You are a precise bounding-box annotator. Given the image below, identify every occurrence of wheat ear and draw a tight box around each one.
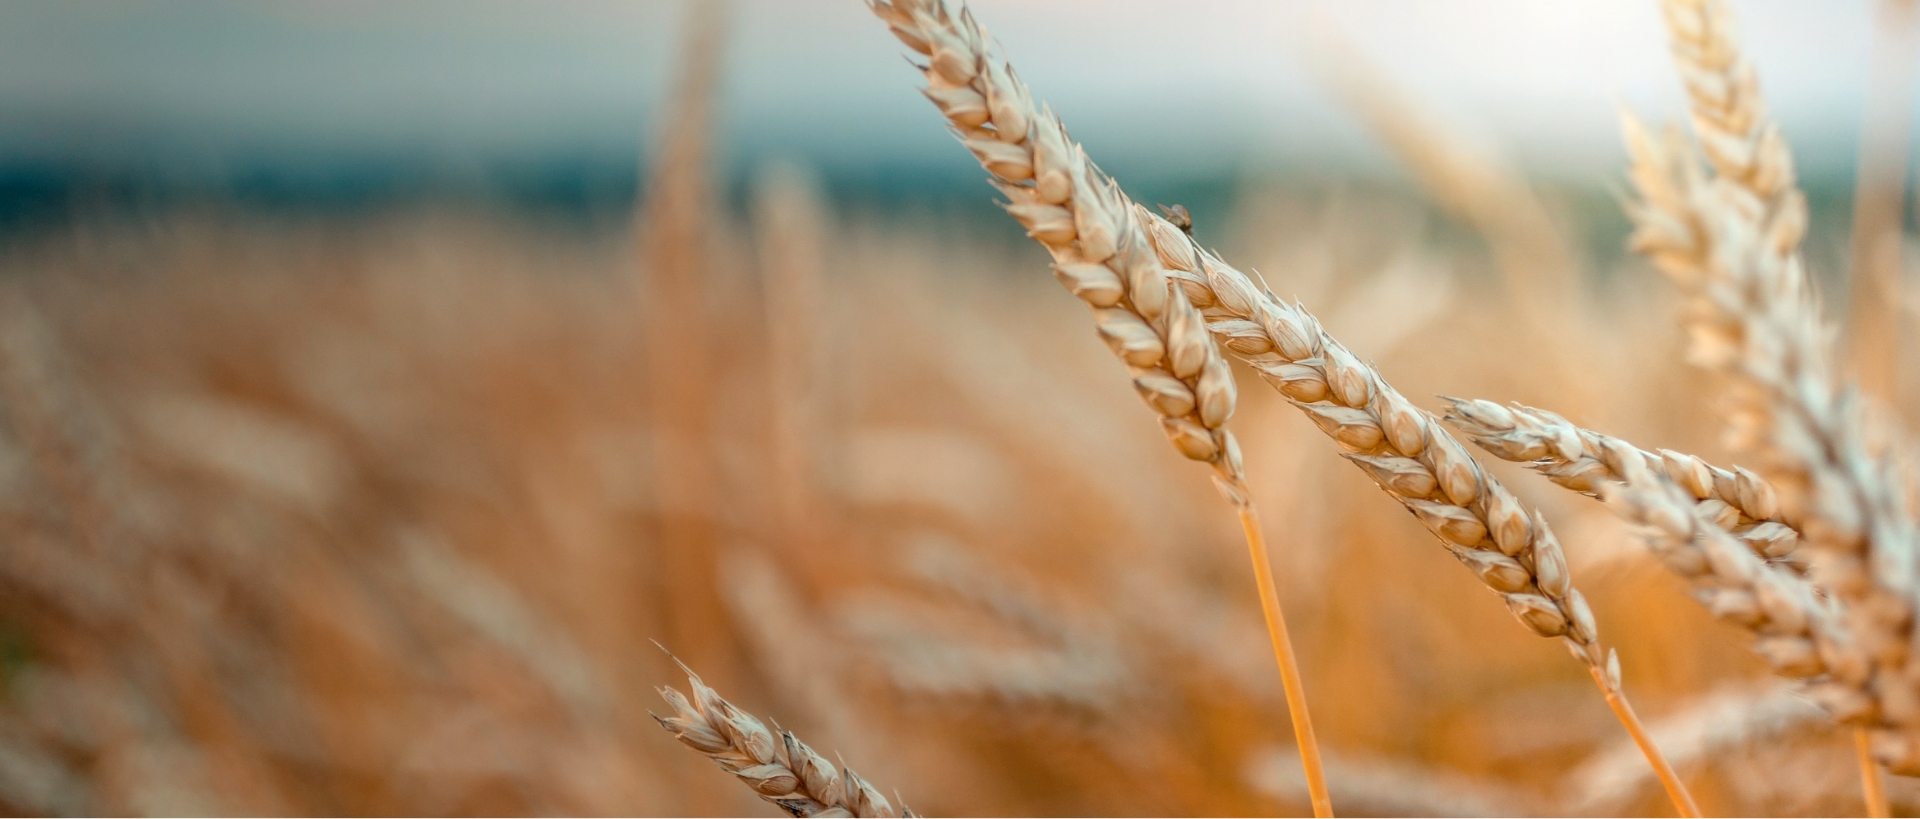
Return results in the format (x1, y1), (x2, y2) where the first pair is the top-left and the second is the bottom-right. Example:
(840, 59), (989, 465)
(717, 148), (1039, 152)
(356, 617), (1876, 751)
(1443, 398), (1903, 796)
(654, 661), (908, 817)
(1661, 0), (1792, 207)
(1607, 453), (1890, 815)
(861, 2), (1332, 812)
(865, 1), (1694, 812)
(1442, 398), (1801, 569)
(1600, 442), (1880, 718)
(1635, 0), (1920, 775)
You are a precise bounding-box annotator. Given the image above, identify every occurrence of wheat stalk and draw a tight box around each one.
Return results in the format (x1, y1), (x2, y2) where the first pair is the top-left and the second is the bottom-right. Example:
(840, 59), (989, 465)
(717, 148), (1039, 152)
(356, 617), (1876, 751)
(654, 660), (909, 817)
(1568, 683), (1827, 813)
(1634, 0), (1920, 778)
(1844, 0), (1920, 403)
(865, 0), (1695, 812)
(1857, 725), (1893, 819)
(1442, 398), (1801, 569)
(754, 163), (835, 549)
(861, 2), (1333, 812)
(640, 0), (735, 683)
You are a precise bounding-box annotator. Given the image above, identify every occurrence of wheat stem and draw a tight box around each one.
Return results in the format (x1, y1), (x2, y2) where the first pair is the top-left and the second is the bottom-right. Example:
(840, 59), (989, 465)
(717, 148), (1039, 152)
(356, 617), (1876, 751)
(1236, 500), (1332, 817)
(640, 0), (734, 684)
(1858, 726), (1892, 817)
(1590, 664), (1701, 817)
(1844, 0), (1920, 402)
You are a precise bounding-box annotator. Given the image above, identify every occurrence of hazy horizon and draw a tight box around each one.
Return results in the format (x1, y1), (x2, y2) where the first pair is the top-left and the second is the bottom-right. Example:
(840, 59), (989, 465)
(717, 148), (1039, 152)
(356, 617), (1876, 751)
(0, 0), (1906, 218)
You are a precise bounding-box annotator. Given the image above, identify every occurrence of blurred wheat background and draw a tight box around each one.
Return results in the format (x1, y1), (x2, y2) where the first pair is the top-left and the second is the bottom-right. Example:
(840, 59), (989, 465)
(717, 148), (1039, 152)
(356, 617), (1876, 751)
(0, 0), (1917, 815)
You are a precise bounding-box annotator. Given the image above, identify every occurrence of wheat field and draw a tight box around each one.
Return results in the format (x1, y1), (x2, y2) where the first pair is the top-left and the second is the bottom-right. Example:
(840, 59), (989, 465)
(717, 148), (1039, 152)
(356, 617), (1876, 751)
(0, 0), (1918, 816)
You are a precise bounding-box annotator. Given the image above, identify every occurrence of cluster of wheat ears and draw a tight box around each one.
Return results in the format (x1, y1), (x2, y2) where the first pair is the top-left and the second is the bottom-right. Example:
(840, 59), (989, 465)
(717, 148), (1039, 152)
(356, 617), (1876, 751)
(652, 0), (1918, 815)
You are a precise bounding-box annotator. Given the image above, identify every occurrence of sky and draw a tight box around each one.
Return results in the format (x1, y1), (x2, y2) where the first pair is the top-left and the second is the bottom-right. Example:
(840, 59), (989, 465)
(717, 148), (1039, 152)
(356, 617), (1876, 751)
(0, 0), (1897, 187)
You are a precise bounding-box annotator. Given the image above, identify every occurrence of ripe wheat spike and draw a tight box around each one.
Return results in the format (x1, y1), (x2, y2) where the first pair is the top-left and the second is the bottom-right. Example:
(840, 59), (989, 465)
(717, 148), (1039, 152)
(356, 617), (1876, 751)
(860, 1), (1335, 811)
(865, 0), (1695, 812)
(654, 660), (910, 818)
(1632, 0), (1920, 776)
(1601, 446), (1880, 722)
(1446, 396), (1899, 804)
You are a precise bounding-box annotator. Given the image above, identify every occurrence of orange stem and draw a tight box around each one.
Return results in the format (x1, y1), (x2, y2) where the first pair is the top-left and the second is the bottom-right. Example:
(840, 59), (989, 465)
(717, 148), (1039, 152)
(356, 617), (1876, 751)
(1859, 727), (1891, 818)
(1236, 503), (1333, 817)
(1590, 667), (1699, 817)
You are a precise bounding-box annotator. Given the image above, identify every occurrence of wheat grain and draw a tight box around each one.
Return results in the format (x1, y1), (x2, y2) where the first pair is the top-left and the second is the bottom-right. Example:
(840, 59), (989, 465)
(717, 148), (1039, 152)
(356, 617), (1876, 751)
(881, 10), (1242, 493)
(1442, 398), (1802, 569)
(1663, 0), (1914, 797)
(1634, 0), (1920, 773)
(866, 0), (1694, 812)
(654, 660), (908, 818)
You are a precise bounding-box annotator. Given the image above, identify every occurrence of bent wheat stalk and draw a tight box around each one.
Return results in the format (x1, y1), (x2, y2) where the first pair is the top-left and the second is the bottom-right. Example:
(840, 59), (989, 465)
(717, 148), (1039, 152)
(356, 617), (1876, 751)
(1442, 398), (1802, 570)
(865, 0), (1693, 812)
(1635, 0), (1920, 776)
(861, 2), (1332, 813)
(654, 661), (908, 817)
